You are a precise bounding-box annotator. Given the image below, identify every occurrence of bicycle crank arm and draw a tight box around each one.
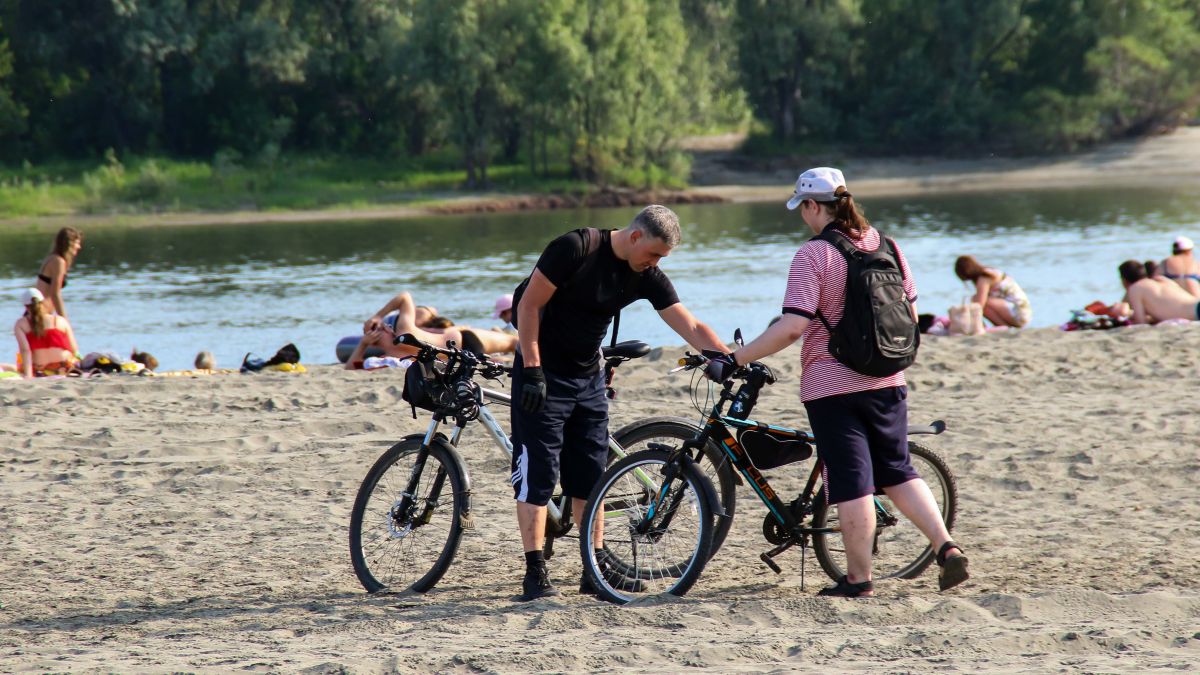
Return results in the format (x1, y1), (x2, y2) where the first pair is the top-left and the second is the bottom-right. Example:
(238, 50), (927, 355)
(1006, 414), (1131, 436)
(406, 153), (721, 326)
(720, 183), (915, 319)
(760, 538), (799, 574)
(760, 553), (782, 574)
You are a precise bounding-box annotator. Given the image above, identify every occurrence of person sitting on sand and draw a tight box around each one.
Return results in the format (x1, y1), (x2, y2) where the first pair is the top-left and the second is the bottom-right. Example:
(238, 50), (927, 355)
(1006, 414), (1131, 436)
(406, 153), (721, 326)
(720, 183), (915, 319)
(1119, 260), (1200, 325)
(35, 227), (83, 318)
(345, 291), (517, 369)
(1159, 236), (1200, 297)
(14, 288), (80, 378)
(954, 255), (1032, 328)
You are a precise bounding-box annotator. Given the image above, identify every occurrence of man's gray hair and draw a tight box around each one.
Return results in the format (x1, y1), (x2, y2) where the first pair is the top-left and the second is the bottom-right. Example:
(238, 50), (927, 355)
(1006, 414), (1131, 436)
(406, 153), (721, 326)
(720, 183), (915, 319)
(630, 205), (681, 247)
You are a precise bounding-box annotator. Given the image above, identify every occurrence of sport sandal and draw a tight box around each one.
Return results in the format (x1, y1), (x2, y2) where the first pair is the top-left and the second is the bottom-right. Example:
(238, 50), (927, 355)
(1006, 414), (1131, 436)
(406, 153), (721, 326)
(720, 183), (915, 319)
(936, 541), (969, 591)
(817, 575), (874, 598)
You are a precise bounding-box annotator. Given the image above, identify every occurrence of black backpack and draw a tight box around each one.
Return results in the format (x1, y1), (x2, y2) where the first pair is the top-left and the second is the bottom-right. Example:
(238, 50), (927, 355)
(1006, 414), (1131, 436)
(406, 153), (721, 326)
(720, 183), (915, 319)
(813, 227), (919, 377)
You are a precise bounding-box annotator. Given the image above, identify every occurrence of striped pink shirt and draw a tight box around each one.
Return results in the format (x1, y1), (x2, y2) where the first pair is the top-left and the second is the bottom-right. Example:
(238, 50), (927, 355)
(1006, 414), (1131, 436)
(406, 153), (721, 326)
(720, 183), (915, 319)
(783, 227), (918, 402)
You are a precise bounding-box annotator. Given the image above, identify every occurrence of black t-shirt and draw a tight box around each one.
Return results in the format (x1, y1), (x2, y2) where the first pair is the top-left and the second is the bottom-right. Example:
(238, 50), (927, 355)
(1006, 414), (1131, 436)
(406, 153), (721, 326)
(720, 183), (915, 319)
(533, 229), (679, 376)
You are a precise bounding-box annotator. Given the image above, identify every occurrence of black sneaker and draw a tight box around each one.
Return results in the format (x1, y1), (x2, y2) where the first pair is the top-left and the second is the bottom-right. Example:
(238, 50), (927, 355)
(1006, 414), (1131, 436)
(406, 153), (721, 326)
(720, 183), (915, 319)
(517, 564), (561, 602)
(580, 551), (646, 594)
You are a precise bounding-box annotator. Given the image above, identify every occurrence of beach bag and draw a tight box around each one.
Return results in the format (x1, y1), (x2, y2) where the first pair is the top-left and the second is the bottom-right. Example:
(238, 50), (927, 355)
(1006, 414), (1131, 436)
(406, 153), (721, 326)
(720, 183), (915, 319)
(948, 300), (985, 336)
(401, 358), (450, 417)
(813, 228), (919, 377)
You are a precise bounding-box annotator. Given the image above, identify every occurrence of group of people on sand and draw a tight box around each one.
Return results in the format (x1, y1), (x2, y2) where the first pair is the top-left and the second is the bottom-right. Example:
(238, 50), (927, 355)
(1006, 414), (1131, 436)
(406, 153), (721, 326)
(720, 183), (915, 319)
(2, 227), (86, 378)
(384, 171), (970, 603)
(1109, 237), (1200, 325)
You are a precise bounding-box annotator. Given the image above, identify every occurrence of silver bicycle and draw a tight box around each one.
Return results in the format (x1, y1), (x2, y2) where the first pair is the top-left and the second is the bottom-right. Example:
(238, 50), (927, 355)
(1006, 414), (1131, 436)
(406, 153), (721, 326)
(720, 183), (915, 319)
(348, 333), (724, 593)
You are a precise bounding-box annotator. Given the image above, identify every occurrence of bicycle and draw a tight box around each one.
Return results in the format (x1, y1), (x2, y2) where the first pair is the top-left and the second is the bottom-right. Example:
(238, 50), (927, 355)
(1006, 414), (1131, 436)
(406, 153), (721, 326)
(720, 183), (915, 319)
(578, 350), (956, 604)
(347, 333), (732, 593)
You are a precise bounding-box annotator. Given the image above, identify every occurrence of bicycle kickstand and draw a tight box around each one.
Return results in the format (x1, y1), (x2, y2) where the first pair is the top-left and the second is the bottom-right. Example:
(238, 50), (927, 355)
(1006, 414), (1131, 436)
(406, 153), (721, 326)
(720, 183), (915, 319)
(759, 538), (797, 575)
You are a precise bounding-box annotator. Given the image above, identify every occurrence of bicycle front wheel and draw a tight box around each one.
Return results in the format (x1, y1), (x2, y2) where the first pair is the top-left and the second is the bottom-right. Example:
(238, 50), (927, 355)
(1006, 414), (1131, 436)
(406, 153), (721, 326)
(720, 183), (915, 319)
(349, 437), (467, 593)
(611, 418), (737, 556)
(579, 449), (715, 604)
(810, 441), (958, 582)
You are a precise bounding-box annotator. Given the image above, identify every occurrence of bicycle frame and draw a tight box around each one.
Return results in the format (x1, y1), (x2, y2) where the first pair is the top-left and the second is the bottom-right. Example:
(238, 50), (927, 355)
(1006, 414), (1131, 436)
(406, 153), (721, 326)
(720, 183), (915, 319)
(410, 386), (629, 528)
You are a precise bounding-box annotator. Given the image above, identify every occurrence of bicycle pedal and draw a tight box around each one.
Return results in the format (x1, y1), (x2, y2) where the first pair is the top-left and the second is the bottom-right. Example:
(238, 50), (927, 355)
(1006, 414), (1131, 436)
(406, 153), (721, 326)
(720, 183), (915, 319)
(760, 552), (782, 574)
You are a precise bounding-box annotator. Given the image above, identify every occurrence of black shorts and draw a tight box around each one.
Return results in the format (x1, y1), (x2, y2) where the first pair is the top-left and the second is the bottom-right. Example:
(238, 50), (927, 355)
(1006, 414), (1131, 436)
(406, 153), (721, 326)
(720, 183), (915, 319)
(803, 386), (917, 504)
(510, 356), (609, 506)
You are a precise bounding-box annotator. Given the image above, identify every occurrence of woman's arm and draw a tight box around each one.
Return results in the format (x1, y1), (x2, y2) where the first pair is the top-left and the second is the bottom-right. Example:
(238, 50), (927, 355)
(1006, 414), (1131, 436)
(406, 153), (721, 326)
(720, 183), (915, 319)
(44, 256), (68, 318)
(733, 314), (809, 365)
(970, 278), (990, 306)
(61, 317), (79, 356)
(14, 323), (32, 378)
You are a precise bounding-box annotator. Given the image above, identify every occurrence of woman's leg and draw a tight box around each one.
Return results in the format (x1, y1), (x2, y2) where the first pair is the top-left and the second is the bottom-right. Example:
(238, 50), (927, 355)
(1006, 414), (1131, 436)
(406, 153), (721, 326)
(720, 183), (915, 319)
(880, 478), (959, 557)
(983, 298), (1018, 327)
(836, 495), (877, 586)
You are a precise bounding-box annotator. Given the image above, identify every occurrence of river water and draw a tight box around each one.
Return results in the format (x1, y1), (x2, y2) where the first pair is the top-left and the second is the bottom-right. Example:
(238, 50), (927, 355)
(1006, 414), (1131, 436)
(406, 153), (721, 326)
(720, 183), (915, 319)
(2, 185), (1198, 371)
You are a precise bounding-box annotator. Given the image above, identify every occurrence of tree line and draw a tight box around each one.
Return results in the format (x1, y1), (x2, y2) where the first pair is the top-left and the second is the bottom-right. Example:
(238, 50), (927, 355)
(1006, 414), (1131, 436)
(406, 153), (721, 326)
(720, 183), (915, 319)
(0, 0), (1197, 187)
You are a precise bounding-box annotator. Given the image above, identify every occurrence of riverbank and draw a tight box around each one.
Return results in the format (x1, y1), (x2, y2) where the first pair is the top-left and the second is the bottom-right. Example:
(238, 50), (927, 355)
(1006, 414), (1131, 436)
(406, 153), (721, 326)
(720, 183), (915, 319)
(2, 326), (1198, 671)
(2, 127), (1198, 229)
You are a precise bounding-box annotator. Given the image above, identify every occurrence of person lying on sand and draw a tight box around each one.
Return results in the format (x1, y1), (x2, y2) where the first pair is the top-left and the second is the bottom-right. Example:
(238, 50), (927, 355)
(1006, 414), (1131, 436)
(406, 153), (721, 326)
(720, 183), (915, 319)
(344, 291), (517, 369)
(1119, 260), (1200, 325)
(362, 293), (444, 334)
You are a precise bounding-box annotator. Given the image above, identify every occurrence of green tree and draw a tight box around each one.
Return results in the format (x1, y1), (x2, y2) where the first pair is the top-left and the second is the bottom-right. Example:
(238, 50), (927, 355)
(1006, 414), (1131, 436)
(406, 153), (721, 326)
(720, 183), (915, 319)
(734, 0), (860, 142)
(0, 18), (26, 151)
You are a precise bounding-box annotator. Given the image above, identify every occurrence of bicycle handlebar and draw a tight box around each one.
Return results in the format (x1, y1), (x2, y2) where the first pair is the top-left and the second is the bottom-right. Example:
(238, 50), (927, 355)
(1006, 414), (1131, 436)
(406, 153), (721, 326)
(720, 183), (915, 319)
(393, 332), (509, 380)
(672, 351), (776, 385)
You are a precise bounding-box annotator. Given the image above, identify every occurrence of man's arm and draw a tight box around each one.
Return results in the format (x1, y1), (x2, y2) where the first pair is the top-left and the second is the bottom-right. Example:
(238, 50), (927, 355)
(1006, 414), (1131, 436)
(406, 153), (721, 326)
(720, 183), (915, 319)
(517, 269), (557, 367)
(732, 313), (809, 365)
(657, 303), (729, 353)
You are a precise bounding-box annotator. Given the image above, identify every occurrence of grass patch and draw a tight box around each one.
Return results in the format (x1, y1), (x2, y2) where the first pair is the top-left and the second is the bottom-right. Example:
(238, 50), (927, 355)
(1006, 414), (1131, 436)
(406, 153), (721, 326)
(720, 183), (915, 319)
(0, 152), (595, 219)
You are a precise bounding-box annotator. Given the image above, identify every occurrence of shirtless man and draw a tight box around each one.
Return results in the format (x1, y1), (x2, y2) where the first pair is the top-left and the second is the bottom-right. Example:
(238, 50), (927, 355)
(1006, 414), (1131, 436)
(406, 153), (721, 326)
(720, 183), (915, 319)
(1119, 260), (1200, 325)
(344, 291), (517, 369)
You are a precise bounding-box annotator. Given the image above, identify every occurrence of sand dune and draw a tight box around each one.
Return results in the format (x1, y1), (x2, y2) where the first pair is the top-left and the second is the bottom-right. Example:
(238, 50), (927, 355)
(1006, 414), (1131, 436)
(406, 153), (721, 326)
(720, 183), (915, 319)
(2, 327), (1199, 671)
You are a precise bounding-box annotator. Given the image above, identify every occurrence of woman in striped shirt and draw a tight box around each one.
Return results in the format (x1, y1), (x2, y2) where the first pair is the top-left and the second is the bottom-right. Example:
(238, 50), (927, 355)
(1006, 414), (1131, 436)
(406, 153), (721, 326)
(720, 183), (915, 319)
(706, 167), (969, 597)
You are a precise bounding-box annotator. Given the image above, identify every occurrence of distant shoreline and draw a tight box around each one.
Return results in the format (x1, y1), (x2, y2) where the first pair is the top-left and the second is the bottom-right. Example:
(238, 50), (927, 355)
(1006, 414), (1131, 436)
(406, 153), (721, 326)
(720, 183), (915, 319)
(3, 128), (1197, 230)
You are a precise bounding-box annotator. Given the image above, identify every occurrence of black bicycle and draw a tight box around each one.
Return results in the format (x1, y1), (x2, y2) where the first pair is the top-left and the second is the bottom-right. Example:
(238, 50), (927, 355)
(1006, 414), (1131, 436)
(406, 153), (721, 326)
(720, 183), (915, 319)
(347, 333), (732, 593)
(578, 350), (956, 604)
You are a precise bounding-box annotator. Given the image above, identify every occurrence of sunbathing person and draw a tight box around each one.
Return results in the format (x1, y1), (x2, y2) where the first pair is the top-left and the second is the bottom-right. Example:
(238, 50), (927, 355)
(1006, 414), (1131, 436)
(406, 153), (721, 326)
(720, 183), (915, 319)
(14, 288), (80, 377)
(362, 293), (442, 334)
(1160, 236), (1200, 297)
(1119, 260), (1200, 325)
(345, 292), (517, 369)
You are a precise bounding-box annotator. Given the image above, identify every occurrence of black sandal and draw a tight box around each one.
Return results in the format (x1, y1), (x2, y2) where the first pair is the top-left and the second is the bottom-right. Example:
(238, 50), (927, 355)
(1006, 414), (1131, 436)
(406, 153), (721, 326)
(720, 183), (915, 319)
(936, 541), (969, 591)
(817, 575), (874, 598)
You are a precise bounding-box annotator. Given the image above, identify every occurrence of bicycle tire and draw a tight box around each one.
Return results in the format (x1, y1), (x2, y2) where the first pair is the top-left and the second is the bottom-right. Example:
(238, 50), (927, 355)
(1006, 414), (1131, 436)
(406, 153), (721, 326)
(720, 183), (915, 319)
(810, 441), (957, 582)
(578, 448), (715, 604)
(611, 417), (737, 556)
(349, 436), (468, 593)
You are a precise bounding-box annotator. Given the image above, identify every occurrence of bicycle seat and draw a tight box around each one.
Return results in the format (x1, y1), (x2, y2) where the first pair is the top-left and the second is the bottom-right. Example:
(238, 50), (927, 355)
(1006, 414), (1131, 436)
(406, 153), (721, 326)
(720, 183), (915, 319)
(601, 340), (651, 360)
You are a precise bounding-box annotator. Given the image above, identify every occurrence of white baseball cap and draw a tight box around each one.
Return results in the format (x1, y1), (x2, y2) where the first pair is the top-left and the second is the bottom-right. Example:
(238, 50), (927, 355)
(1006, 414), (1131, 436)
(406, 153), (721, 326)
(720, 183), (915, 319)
(1173, 236), (1194, 253)
(786, 167), (847, 210)
(492, 293), (513, 318)
(20, 287), (43, 305)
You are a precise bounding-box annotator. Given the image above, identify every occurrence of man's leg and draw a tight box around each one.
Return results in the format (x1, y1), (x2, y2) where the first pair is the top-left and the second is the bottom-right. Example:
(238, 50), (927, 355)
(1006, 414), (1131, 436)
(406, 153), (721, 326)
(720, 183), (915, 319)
(510, 360), (567, 601)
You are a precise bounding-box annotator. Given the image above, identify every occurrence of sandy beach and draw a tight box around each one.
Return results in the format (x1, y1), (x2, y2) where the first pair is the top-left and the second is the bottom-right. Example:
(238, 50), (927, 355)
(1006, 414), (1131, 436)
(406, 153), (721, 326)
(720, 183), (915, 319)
(2, 326), (1199, 672)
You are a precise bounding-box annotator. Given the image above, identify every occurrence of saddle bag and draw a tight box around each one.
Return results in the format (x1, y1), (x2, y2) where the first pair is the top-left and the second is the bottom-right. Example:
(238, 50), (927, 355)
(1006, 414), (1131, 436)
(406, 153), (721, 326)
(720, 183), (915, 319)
(738, 429), (813, 470)
(401, 358), (450, 416)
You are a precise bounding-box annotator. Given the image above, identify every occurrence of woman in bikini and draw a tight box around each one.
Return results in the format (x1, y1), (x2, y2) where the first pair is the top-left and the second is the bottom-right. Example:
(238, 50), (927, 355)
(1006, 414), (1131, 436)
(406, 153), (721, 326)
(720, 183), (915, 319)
(954, 255), (1032, 328)
(14, 288), (80, 378)
(1159, 236), (1200, 297)
(35, 227), (84, 318)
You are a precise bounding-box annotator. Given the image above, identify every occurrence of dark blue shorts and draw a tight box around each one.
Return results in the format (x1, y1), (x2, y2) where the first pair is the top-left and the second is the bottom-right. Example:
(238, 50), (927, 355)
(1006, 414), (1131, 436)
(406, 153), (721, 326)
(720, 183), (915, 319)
(510, 356), (609, 506)
(803, 386), (917, 504)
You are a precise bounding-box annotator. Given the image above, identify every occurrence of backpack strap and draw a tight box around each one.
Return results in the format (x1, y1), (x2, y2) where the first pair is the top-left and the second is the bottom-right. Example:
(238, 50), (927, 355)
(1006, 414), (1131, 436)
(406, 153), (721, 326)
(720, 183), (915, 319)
(811, 225), (860, 333)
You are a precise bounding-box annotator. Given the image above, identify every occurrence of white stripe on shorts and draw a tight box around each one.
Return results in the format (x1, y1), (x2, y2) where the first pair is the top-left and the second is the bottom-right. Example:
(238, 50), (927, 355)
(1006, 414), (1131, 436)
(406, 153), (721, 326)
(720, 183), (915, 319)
(512, 444), (531, 503)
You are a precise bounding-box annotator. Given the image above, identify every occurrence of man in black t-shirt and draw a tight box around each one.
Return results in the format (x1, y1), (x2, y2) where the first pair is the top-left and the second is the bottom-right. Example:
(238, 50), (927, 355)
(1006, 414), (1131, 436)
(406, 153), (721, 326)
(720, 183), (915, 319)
(511, 205), (729, 601)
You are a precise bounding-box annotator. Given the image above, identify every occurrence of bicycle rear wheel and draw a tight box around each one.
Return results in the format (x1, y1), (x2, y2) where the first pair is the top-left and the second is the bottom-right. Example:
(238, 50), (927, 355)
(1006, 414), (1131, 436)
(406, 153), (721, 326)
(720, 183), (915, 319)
(810, 441), (957, 582)
(611, 418), (737, 556)
(349, 437), (467, 593)
(579, 449), (715, 604)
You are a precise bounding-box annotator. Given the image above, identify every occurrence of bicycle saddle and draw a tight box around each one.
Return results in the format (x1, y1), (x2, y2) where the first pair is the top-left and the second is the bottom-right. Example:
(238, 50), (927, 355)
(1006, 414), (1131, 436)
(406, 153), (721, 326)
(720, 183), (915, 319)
(601, 340), (651, 360)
